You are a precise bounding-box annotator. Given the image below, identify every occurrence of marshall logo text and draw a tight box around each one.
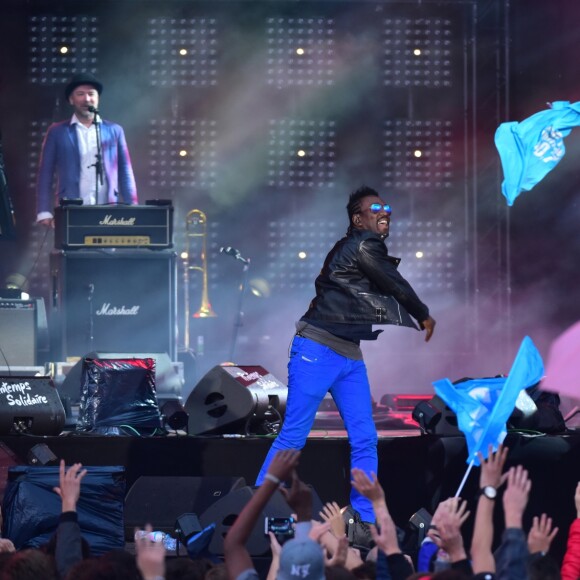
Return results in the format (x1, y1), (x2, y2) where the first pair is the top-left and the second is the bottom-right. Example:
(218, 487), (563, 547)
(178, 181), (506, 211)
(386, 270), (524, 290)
(98, 215), (137, 226)
(96, 303), (140, 316)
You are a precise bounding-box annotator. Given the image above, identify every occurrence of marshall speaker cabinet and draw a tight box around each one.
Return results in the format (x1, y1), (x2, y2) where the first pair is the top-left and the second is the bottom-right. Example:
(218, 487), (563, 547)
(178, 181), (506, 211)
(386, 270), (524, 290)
(50, 250), (177, 361)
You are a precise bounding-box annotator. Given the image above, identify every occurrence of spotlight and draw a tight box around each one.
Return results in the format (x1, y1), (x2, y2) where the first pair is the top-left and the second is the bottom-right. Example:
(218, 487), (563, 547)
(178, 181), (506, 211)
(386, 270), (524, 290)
(249, 278), (270, 298)
(161, 400), (189, 432)
(411, 399), (442, 433)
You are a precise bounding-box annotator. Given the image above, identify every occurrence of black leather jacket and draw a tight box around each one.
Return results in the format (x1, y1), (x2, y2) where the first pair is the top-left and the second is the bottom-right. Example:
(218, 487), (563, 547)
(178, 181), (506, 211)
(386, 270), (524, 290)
(303, 229), (429, 329)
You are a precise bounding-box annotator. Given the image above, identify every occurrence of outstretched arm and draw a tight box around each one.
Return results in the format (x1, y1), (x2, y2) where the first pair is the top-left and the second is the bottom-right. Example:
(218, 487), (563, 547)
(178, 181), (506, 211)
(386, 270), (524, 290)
(495, 465), (532, 580)
(224, 450), (300, 580)
(53, 459), (88, 579)
(471, 444), (508, 574)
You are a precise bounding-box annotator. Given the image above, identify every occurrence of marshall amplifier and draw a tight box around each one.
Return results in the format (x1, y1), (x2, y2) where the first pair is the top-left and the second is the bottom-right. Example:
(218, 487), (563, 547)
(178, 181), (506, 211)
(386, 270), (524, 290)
(0, 300), (37, 366)
(54, 204), (173, 249)
(50, 250), (177, 360)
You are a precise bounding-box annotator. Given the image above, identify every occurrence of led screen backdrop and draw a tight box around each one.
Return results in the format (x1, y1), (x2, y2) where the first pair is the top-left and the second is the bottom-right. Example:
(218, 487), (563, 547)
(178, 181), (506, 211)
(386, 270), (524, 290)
(0, 0), (481, 396)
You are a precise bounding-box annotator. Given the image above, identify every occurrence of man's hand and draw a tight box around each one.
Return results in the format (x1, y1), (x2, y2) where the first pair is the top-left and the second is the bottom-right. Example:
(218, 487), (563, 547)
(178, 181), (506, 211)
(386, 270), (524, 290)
(421, 316), (436, 342)
(431, 497), (470, 562)
(351, 468), (386, 505)
(266, 449), (301, 485)
(527, 513), (558, 555)
(53, 459), (87, 513)
(503, 465), (531, 529)
(284, 471), (312, 522)
(134, 524), (166, 580)
(319, 502), (346, 538)
(478, 443), (509, 489)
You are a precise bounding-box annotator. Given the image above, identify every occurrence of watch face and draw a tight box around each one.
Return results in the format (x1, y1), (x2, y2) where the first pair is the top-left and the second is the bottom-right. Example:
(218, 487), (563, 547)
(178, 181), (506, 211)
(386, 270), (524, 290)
(483, 486), (497, 499)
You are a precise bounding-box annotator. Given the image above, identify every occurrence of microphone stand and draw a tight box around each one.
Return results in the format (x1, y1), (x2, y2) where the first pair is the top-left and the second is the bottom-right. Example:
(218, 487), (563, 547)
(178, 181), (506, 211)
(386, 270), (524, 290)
(90, 110), (104, 204)
(229, 259), (250, 363)
(87, 284), (95, 353)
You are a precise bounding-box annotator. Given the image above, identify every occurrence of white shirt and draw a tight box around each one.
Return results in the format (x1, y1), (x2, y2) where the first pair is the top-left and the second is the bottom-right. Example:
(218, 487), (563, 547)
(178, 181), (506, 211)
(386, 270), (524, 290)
(71, 114), (108, 205)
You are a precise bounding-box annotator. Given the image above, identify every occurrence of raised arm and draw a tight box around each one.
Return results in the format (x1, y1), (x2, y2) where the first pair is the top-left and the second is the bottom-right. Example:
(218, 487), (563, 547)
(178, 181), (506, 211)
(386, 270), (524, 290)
(224, 449), (300, 580)
(471, 443), (508, 575)
(495, 465), (531, 580)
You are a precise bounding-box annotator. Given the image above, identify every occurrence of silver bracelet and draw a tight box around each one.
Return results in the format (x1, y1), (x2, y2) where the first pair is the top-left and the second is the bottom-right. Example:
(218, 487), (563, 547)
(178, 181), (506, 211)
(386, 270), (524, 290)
(264, 473), (281, 485)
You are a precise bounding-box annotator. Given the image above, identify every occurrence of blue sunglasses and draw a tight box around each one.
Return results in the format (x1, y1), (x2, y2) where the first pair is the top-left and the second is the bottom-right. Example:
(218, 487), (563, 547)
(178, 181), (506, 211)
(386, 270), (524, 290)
(368, 203), (392, 215)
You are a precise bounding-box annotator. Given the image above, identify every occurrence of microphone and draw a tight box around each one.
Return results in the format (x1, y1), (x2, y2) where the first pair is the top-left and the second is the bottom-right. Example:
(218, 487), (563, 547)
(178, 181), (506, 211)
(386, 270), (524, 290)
(87, 106), (100, 114)
(219, 246), (249, 265)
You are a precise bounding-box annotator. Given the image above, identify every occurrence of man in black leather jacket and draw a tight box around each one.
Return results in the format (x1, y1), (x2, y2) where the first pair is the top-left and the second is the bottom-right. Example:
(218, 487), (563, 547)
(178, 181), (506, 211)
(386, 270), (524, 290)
(256, 185), (436, 526)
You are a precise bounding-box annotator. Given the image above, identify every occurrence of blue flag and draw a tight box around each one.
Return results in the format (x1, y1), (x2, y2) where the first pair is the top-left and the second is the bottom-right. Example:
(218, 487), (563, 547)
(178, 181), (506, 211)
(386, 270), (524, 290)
(495, 101), (580, 206)
(433, 336), (544, 465)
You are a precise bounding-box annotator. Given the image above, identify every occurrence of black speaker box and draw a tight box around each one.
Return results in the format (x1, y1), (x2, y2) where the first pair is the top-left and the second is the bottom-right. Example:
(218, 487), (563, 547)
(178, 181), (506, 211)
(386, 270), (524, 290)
(50, 250), (177, 360)
(184, 365), (287, 435)
(123, 475), (246, 540)
(0, 300), (37, 366)
(0, 376), (65, 435)
(199, 485), (324, 556)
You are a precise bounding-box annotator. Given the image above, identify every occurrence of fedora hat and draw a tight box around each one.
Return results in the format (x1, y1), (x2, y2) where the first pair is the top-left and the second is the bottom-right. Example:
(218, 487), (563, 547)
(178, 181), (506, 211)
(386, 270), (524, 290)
(65, 72), (103, 100)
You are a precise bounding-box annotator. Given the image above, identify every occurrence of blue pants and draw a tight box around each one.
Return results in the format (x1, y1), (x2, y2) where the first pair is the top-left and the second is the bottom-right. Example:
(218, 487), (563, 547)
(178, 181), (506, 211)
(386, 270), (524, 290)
(256, 336), (378, 522)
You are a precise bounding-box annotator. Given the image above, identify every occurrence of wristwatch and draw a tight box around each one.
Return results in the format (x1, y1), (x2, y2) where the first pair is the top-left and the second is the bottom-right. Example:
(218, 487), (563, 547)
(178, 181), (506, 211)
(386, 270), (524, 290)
(480, 486), (497, 500)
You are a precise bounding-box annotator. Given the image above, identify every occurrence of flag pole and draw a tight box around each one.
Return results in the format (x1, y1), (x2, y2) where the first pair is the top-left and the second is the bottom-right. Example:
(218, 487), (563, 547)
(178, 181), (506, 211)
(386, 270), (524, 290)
(455, 458), (475, 497)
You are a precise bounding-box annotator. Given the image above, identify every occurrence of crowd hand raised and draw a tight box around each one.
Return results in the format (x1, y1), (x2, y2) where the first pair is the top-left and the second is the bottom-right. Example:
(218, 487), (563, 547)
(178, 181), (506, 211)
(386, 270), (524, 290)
(134, 524), (166, 580)
(528, 514), (558, 555)
(428, 497), (456, 543)
(319, 502), (346, 538)
(432, 498), (470, 561)
(503, 465), (532, 528)
(53, 459), (88, 512)
(266, 449), (301, 486)
(282, 470), (312, 522)
(351, 468), (386, 505)
(478, 443), (509, 489)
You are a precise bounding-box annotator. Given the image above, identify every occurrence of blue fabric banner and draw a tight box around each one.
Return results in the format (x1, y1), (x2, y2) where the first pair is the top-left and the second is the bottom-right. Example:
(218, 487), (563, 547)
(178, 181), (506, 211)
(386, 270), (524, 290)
(495, 101), (580, 205)
(433, 336), (544, 465)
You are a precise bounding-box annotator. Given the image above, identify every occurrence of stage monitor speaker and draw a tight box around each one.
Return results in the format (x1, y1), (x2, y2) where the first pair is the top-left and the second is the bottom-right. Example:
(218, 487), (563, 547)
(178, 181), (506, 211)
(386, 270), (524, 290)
(184, 365), (287, 435)
(59, 351), (182, 403)
(0, 376), (65, 435)
(123, 475), (246, 540)
(0, 300), (37, 366)
(50, 250), (177, 361)
(199, 485), (323, 556)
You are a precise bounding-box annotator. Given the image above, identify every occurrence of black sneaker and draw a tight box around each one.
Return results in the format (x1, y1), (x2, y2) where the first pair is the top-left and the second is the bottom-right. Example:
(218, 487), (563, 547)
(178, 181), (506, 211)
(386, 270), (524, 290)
(342, 505), (375, 551)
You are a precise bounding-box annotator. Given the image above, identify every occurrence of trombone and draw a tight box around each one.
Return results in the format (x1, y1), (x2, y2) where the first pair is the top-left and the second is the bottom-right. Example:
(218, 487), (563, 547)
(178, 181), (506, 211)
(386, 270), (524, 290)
(183, 209), (216, 351)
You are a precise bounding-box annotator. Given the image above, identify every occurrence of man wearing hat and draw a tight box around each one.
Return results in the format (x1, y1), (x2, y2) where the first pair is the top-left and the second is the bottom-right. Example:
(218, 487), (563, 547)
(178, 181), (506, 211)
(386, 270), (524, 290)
(36, 72), (138, 226)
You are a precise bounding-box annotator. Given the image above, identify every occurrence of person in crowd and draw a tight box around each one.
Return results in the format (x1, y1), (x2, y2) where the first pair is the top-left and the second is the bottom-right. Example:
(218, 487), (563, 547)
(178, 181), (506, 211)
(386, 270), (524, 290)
(256, 185), (436, 534)
(560, 481), (580, 580)
(36, 72), (138, 227)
